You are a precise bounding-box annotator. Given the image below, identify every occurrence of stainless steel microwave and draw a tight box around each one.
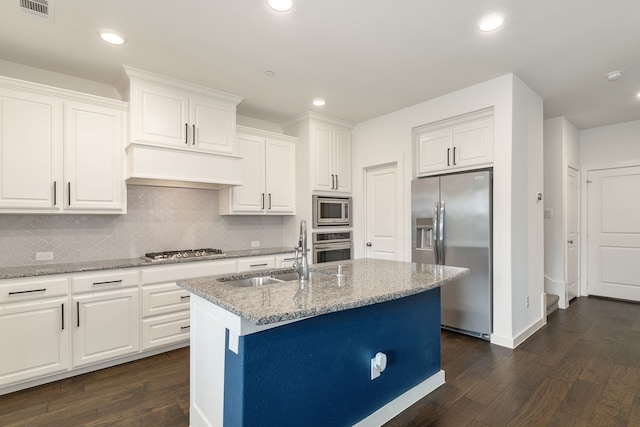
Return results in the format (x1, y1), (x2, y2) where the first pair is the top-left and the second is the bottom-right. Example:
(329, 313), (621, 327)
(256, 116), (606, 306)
(312, 196), (352, 227)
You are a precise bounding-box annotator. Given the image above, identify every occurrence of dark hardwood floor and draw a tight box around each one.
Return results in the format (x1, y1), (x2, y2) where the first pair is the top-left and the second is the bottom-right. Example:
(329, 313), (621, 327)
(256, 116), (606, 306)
(1, 296), (638, 426)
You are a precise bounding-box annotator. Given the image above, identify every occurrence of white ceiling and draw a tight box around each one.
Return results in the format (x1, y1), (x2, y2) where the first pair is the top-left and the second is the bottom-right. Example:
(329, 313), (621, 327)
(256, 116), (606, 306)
(1, 0), (639, 130)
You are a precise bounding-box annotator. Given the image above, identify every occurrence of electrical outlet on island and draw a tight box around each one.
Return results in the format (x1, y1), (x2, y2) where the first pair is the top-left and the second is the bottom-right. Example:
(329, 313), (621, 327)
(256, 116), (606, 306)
(251, 241), (260, 248)
(36, 251), (54, 261)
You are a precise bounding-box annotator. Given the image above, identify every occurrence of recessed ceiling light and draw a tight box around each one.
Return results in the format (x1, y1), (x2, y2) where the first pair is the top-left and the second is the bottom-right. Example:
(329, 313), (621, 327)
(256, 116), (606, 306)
(98, 29), (126, 45)
(606, 70), (624, 81)
(477, 13), (505, 32)
(267, 0), (293, 12)
(312, 98), (326, 107)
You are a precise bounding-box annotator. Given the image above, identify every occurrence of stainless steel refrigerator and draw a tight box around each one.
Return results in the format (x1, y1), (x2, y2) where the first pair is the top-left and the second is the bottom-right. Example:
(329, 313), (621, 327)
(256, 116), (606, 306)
(411, 169), (492, 340)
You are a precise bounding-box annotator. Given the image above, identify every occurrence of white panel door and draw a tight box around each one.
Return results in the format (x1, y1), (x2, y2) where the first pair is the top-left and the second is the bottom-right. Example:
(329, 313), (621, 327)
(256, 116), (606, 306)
(566, 167), (580, 301)
(587, 166), (640, 301)
(365, 163), (399, 260)
(0, 89), (62, 210)
(64, 102), (124, 211)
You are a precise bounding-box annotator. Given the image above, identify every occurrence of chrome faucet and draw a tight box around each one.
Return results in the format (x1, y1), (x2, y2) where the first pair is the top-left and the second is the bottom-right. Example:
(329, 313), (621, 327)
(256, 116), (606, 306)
(293, 220), (310, 282)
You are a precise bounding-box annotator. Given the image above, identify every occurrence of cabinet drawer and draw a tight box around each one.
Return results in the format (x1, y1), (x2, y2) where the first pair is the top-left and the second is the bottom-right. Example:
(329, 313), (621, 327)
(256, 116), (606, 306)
(141, 282), (190, 317)
(275, 253), (297, 268)
(71, 270), (138, 294)
(141, 311), (190, 351)
(237, 256), (276, 272)
(0, 277), (68, 303)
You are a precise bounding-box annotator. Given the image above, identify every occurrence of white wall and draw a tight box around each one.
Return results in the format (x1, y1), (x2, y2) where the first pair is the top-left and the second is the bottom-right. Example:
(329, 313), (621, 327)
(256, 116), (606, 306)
(0, 59), (121, 100)
(352, 73), (544, 348)
(580, 120), (640, 166)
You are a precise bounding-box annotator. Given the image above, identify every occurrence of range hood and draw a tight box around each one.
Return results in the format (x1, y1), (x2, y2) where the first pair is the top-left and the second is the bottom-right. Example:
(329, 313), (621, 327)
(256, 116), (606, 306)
(126, 143), (242, 190)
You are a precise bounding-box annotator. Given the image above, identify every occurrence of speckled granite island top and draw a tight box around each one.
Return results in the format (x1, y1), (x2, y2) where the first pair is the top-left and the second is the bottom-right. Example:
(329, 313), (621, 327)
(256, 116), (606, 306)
(178, 258), (469, 325)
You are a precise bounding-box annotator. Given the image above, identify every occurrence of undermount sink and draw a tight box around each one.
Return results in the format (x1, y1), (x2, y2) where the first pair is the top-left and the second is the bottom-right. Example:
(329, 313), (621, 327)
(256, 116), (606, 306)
(218, 270), (329, 288)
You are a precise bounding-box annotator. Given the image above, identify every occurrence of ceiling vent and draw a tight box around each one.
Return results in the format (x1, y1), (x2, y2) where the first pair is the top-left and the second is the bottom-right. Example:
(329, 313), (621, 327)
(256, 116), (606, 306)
(19, 0), (54, 22)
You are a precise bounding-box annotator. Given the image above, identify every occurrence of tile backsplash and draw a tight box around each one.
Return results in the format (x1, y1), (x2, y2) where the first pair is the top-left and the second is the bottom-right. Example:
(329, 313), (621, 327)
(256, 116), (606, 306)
(0, 185), (286, 268)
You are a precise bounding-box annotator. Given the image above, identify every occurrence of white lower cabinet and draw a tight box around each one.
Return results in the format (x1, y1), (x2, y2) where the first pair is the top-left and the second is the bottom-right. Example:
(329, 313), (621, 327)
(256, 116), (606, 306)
(276, 253), (297, 268)
(0, 277), (69, 388)
(140, 259), (237, 351)
(237, 256), (276, 272)
(71, 270), (140, 368)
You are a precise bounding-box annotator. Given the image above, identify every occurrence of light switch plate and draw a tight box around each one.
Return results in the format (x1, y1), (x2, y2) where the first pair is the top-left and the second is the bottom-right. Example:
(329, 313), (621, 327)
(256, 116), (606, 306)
(544, 208), (553, 219)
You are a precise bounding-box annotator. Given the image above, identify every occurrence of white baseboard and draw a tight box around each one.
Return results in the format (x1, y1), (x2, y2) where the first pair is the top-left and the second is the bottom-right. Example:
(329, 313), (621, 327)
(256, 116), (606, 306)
(353, 370), (446, 427)
(490, 316), (546, 349)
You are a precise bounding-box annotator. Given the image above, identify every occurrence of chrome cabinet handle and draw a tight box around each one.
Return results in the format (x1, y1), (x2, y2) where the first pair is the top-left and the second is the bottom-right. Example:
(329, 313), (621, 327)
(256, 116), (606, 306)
(447, 148), (451, 166)
(261, 193), (265, 209)
(76, 301), (80, 327)
(181, 295), (190, 300)
(331, 174), (335, 189)
(61, 303), (64, 330)
(268, 193), (272, 209)
(250, 263), (268, 267)
(181, 325), (191, 330)
(92, 280), (122, 286)
(192, 124), (196, 145)
(68, 182), (71, 206)
(53, 181), (57, 206)
(185, 123), (189, 144)
(453, 147), (457, 165)
(335, 175), (339, 189)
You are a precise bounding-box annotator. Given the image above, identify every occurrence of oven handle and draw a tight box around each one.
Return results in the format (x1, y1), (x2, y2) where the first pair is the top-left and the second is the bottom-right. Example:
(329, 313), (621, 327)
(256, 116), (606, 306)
(314, 242), (353, 250)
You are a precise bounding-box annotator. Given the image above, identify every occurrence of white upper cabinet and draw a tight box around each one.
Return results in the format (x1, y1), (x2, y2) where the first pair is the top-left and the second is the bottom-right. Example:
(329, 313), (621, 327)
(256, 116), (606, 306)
(220, 126), (296, 215)
(0, 87), (62, 210)
(64, 102), (125, 212)
(124, 67), (241, 155)
(311, 120), (352, 193)
(0, 76), (127, 214)
(415, 108), (494, 176)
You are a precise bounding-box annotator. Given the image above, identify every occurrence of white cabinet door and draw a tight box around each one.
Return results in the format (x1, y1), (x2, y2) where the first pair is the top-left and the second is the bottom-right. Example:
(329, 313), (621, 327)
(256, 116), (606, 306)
(416, 128), (451, 175)
(191, 95), (236, 154)
(333, 128), (352, 192)
(452, 117), (493, 169)
(312, 125), (334, 192)
(130, 81), (189, 148)
(265, 139), (295, 214)
(72, 288), (140, 368)
(231, 134), (265, 213)
(415, 110), (494, 177)
(142, 310), (190, 351)
(0, 296), (69, 387)
(0, 88), (62, 210)
(311, 122), (352, 193)
(64, 102), (125, 212)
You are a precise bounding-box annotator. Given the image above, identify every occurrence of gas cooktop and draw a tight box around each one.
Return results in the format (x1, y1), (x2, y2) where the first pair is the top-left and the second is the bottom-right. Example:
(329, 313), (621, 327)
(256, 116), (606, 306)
(143, 248), (225, 262)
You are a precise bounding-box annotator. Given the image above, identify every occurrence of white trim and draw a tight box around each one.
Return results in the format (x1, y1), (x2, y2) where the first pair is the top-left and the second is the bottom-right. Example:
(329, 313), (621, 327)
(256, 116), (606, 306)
(544, 275), (568, 309)
(489, 316), (545, 349)
(353, 370), (445, 427)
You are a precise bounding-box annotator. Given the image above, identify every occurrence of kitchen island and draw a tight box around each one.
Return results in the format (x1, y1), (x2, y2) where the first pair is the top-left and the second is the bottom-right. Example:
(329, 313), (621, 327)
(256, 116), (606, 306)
(178, 258), (468, 427)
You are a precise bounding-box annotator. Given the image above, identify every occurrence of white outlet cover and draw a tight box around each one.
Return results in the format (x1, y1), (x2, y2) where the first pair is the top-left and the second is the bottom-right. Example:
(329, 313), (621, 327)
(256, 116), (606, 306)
(36, 251), (54, 261)
(251, 241), (260, 248)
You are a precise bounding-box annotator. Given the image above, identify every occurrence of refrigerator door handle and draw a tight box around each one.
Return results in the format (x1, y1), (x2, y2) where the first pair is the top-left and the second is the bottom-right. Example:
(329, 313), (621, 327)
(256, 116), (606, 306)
(433, 201), (440, 264)
(439, 201), (445, 265)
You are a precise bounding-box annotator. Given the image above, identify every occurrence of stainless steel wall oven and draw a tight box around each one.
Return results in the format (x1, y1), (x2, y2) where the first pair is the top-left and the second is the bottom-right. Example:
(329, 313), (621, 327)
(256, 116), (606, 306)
(313, 231), (352, 264)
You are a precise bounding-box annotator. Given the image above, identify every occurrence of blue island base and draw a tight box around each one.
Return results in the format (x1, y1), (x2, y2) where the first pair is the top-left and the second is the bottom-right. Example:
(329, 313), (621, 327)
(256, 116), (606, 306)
(223, 288), (442, 426)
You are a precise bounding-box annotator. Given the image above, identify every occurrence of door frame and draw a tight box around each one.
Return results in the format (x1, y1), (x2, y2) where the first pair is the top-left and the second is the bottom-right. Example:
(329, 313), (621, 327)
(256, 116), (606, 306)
(581, 159), (640, 297)
(565, 165), (580, 304)
(361, 155), (405, 261)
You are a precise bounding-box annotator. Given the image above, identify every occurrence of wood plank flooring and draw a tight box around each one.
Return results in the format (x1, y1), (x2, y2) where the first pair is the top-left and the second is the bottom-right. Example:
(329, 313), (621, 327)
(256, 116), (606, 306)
(0, 296), (638, 426)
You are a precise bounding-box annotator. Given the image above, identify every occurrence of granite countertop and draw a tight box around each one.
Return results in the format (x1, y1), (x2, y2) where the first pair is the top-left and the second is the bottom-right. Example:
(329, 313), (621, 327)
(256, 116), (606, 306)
(178, 258), (469, 325)
(0, 247), (296, 280)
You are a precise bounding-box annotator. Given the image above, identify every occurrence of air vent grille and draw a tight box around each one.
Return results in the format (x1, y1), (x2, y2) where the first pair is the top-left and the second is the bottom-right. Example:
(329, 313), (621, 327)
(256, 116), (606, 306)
(19, 0), (54, 21)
